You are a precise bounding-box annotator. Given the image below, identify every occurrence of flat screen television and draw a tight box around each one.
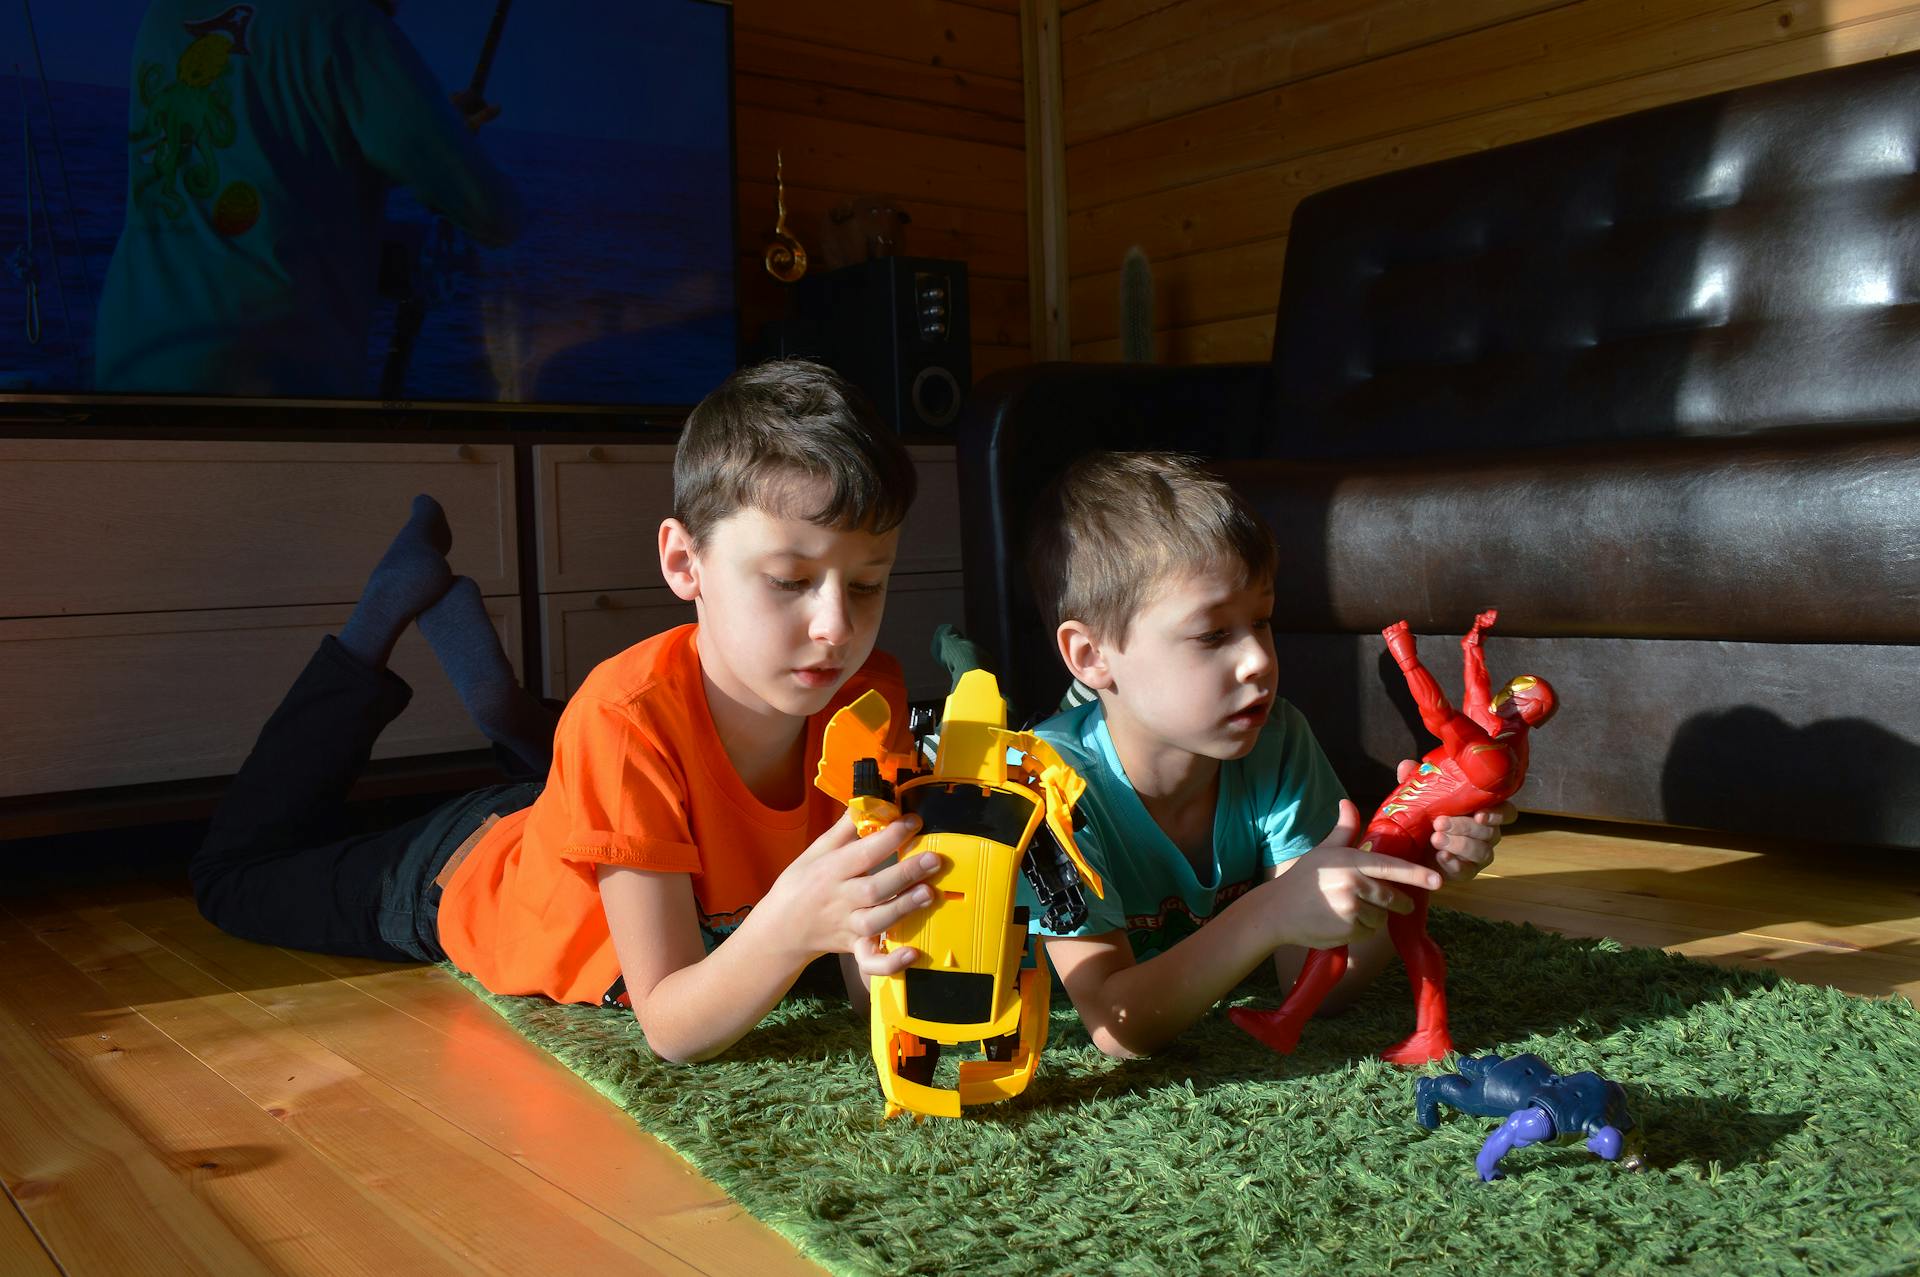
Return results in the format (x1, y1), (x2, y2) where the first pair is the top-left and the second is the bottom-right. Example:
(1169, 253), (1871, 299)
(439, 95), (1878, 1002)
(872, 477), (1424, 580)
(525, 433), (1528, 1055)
(0, 0), (737, 423)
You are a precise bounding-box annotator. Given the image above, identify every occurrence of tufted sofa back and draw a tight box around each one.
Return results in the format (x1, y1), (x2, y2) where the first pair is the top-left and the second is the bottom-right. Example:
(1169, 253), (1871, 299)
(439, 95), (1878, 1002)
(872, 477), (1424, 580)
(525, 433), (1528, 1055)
(1270, 52), (1920, 457)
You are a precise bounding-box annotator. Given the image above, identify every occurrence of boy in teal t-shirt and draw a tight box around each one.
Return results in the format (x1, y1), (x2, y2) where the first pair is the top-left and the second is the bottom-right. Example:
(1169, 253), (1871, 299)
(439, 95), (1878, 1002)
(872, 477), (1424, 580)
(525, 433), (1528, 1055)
(1033, 694), (1344, 960)
(1020, 453), (1512, 1058)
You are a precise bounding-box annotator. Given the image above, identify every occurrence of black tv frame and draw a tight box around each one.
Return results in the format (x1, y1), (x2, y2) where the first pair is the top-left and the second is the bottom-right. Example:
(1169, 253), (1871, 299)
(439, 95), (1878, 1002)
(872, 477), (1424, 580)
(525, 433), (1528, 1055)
(0, 392), (690, 440)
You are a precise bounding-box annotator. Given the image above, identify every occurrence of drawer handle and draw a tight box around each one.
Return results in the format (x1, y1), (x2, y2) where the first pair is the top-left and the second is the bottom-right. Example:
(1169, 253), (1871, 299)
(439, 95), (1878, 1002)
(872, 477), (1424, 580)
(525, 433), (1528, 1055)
(587, 446), (608, 462)
(594, 594), (613, 609)
(455, 443), (476, 461)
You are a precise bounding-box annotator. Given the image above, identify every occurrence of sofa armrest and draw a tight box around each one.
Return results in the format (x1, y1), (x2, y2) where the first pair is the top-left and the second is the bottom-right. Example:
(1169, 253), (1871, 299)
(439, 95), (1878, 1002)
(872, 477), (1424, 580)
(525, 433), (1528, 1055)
(954, 361), (1270, 723)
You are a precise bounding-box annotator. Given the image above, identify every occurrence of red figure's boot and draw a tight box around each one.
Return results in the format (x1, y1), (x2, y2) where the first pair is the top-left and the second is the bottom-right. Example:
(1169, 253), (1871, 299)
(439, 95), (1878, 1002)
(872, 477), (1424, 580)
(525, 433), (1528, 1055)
(1231, 945), (1349, 1053)
(1378, 892), (1453, 1064)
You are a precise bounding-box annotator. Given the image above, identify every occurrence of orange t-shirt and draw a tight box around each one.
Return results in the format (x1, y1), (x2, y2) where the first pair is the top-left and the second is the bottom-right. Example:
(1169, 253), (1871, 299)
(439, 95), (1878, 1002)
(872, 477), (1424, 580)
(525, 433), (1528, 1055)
(437, 623), (908, 1004)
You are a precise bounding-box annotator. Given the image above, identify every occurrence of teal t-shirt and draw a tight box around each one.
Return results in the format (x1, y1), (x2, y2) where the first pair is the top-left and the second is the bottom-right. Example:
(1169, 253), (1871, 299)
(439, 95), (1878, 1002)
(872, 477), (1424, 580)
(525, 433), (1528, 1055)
(1024, 697), (1347, 959)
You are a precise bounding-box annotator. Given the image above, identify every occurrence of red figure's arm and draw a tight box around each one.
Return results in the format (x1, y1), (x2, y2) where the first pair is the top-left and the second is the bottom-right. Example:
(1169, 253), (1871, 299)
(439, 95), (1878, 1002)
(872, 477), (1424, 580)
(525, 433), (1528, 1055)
(1462, 610), (1499, 735)
(1385, 622), (1479, 752)
(1386, 622), (1454, 735)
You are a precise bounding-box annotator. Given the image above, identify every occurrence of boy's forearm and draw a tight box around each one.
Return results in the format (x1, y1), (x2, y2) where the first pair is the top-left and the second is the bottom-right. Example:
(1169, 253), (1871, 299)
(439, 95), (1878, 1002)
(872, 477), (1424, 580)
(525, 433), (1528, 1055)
(634, 911), (811, 1062)
(1065, 901), (1289, 1057)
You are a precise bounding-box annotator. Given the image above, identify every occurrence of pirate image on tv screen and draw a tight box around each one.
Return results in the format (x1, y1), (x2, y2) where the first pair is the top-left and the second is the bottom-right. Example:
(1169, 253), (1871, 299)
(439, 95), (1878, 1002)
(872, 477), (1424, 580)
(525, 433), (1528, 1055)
(2, 0), (736, 406)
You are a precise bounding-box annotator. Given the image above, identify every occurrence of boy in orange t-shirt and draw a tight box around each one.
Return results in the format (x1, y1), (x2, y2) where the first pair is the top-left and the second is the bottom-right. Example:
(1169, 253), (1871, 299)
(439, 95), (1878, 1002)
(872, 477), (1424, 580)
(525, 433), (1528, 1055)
(194, 361), (943, 1061)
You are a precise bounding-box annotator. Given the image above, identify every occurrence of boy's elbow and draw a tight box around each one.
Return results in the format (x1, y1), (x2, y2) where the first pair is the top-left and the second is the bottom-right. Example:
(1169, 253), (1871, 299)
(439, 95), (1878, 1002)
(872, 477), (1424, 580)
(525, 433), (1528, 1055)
(1066, 982), (1163, 1058)
(645, 1036), (696, 1064)
(644, 1035), (714, 1065)
(636, 1012), (716, 1065)
(1086, 1007), (1163, 1059)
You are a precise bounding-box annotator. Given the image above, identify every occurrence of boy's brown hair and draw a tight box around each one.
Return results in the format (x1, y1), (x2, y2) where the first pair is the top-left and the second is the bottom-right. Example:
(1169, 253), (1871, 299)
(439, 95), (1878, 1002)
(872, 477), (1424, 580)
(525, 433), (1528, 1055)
(1028, 451), (1278, 645)
(673, 360), (916, 546)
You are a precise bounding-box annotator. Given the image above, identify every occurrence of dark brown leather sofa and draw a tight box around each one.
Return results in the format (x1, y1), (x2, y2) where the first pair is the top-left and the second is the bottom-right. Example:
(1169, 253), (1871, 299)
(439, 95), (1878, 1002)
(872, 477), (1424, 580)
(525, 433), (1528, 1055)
(955, 52), (1920, 850)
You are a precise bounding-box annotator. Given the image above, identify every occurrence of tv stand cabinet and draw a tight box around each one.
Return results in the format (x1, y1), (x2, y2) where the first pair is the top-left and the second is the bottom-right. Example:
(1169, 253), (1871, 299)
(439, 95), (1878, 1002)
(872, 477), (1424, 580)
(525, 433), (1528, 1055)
(0, 434), (961, 837)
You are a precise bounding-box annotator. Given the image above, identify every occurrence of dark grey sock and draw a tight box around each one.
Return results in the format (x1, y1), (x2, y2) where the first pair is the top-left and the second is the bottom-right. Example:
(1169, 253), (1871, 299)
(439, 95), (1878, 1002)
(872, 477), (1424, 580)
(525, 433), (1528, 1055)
(337, 494), (454, 670)
(418, 576), (558, 775)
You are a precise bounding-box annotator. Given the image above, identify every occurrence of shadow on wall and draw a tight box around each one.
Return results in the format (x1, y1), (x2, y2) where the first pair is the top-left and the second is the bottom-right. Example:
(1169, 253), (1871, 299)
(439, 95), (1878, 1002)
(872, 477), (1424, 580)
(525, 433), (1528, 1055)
(1661, 707), (1920, 850)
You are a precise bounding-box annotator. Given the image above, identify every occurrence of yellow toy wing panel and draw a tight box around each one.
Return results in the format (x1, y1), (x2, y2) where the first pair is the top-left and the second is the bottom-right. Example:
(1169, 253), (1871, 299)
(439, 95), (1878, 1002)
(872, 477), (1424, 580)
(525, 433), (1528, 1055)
(1010, 733), (1104, 900)
(813, 689), (896, 806)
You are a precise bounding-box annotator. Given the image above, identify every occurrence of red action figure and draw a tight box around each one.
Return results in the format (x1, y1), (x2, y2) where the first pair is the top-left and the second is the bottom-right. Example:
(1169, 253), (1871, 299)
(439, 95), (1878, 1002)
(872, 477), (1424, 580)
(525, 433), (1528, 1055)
(1230, 609), (1557, 1065)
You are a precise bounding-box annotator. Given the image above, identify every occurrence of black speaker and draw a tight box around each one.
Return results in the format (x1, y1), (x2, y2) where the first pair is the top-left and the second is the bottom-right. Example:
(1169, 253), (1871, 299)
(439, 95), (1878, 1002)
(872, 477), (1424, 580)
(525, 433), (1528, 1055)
(771, 256), (971, 435)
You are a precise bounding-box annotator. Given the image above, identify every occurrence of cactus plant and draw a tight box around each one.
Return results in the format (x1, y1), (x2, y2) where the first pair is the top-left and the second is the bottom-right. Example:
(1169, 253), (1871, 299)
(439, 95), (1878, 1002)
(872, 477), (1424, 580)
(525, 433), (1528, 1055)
(1120, 246), (1155, 364)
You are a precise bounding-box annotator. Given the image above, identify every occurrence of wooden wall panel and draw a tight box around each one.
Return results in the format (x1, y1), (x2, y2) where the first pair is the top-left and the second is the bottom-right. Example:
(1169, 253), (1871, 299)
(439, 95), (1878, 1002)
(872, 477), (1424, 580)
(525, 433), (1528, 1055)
(735, 53), (1023, 148)
(1061, 0), (1571, 145)
(1069, 235), (1288, 348)
(1061, 0), (1920, 361)
(734, 181), (1029, 280)
(732, 4), (1031, 379)
(744, 2), (1024, 80)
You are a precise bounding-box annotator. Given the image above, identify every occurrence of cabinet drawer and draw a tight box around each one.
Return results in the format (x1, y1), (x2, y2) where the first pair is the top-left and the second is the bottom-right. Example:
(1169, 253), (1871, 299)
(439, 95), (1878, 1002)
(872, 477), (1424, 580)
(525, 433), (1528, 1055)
(540, 587), (695, 699)
(0, 441), (517, 617)
(533, 444), (677, 595)
(533, 443), (960, 595)
(540, 571), (964, 704)
(0, 601), (519, 796)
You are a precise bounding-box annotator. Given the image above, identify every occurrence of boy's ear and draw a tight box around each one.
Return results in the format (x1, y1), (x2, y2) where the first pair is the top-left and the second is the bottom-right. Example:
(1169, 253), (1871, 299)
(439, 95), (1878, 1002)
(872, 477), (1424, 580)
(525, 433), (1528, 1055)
(659, 518), (701, 602)
(1057, 620), (1113, 691)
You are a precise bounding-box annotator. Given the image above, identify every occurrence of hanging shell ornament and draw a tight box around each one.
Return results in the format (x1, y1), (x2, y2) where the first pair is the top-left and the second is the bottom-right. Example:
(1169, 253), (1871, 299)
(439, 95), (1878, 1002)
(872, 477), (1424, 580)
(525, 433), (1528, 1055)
(763, 150), (809, 283)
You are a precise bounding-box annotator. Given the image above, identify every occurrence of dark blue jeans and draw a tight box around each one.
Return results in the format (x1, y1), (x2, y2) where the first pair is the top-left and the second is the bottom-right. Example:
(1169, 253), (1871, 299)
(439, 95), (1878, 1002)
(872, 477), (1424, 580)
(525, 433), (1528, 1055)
(193, 636), (540, 961)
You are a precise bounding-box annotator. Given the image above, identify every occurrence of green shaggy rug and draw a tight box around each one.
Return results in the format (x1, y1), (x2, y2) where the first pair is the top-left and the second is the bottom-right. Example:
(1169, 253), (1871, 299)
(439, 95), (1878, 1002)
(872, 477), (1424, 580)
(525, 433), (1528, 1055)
(457, 911), (1920, 1276)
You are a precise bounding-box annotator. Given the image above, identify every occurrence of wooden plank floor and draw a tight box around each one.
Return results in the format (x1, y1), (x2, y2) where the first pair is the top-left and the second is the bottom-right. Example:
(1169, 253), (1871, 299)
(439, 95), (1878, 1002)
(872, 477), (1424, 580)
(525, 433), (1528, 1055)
(1447, 816), (1920, 1006)
(2, 815), (1915, 1274)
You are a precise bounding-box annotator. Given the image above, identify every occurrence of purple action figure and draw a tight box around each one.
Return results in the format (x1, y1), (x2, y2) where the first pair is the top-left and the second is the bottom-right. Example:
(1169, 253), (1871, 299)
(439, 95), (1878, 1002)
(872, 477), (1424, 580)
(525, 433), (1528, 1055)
(1416, 1052), (1647, 1181)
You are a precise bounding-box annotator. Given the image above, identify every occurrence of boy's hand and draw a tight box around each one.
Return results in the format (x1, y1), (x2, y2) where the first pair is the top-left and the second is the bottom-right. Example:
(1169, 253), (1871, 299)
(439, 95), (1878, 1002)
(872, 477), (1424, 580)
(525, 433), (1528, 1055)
(760, 812), (939, 966)
(1270, 800), (1442, 949)
(852, 933), (914, 980)
(1429, 806), (1512, 882)
(1393, 759), (1516, 883)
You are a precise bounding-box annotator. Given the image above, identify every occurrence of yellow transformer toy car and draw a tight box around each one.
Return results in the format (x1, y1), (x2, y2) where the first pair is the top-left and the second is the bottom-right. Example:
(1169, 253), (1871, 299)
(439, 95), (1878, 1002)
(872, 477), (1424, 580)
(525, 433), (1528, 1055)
(815, 668), (1104, 1119)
